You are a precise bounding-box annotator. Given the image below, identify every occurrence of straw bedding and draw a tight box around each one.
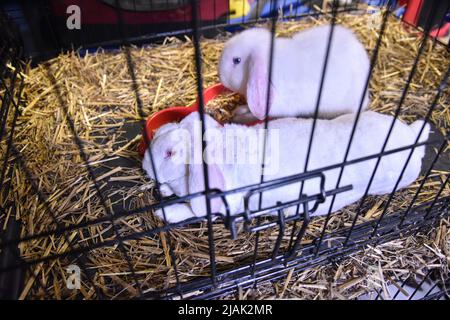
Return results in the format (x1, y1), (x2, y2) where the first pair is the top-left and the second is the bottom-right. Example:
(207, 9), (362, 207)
(224, 219), (449, 300)
(0, 11), (449, 299)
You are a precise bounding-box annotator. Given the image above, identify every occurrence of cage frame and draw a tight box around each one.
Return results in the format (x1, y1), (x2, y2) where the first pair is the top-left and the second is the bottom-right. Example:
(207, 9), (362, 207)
(0, 0), (449, 300)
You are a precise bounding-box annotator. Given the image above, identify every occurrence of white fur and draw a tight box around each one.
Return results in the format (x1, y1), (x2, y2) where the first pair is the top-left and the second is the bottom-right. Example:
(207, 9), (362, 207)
(143, 112), (429, 223)
(219, 25), (370, 120)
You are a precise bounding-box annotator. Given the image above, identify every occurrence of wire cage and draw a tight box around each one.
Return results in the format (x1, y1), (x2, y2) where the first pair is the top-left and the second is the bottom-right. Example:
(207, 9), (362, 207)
(0, 0), (449, 300)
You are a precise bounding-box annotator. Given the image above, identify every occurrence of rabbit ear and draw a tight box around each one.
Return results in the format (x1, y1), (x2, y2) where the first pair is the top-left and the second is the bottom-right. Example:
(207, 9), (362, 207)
(180, 112), (221, 133)
(247, 52), (274, 120)
(189, 163), (225, 217)
(153, 123), (179, 140)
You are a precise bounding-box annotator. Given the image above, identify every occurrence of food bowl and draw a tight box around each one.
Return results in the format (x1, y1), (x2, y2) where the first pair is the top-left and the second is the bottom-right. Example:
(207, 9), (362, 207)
(138, 83), (232, 155)
(138, 83), (266, 156)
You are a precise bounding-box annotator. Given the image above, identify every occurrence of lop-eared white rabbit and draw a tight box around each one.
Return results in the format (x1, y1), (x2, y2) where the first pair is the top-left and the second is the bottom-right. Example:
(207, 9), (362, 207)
(143, 111), (429, 223)
(219, 25), (370, 120)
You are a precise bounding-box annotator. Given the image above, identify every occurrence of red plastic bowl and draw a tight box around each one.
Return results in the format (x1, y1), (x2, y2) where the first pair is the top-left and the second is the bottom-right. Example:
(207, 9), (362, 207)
(138, 83), (233, 156)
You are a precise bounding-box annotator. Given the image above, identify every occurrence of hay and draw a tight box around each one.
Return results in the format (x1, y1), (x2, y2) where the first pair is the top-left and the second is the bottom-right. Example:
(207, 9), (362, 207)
(222, 218), (449, 300)
(0, 10), (449, 299)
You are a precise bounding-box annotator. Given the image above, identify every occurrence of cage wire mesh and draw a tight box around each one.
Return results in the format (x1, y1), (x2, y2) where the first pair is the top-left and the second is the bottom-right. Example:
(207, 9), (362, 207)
(0, 0), (449, 300)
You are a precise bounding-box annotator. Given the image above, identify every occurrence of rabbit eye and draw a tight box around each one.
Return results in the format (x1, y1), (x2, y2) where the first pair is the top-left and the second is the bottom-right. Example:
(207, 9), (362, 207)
(165, 150), (175, 159)
(232, 57), (241, 65)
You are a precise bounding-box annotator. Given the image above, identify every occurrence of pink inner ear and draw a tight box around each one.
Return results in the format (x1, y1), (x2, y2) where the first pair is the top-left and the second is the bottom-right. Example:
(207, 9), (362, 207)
(247, 57), (272, 120)
(189, 163), (225, 215)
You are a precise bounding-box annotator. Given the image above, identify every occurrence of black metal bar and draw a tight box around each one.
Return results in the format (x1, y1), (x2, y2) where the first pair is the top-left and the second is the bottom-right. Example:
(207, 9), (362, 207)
(0, 70), (23, 196)
(391, 274), (411, 300)
(0, 57), (18, 141)
(374, 272), (404, 300)
(1, 0), (448, 300)
(421, 289), (449, 300)
(0, 35), (103, 298)
(248, 0), (278, 291)
(271, 203), (286, 260)
(244, 172), (326, 219)
(399, 139), (447, 227)
(22, 5), (450, 64)
(231, 185), (346, 232)
(0, 56), (50, 300)
(0, 136), (442, 251)
(189, 0), (218, 288)
(0, 61), (22, 192)
(6, 138), (102, 298)
(317, 0), (394, 253)
(158, 200), (447, 300)
(431, 1), (450, 48)
(287, 202), (311, 258)
(257, 0), (277, 209)
(421, 175), (449, 221)
(294, 0), (338, 220)
(371, 64), (450, 237)
(249, 216), (262, 286)
(40, 54), (144, 298)
(2, 190), (446, 289)
(110, 0), (186, 298)
(343, 0), (441, 246)
(423, 282), (440, 299)
(409, 270), (433, 300)
(4, 201), (448, 301)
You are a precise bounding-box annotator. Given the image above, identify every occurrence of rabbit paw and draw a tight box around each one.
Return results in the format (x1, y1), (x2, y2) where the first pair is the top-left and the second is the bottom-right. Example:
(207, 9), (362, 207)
(154, 203), (196, 223)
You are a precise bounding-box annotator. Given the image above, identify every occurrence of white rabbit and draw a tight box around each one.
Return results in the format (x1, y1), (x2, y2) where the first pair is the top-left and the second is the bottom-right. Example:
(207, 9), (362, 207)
(143, 111), (429, 223)
(219, 25), (370, 120)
